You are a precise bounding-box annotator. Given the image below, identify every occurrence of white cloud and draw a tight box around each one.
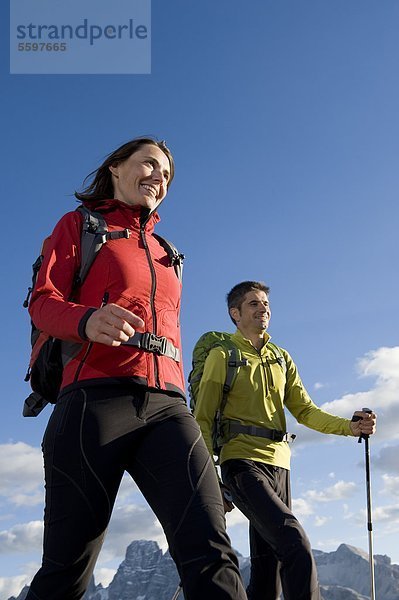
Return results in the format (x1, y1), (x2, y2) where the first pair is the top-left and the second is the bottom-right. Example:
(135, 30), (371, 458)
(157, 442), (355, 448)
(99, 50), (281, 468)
(305, 480), (356, 503)
(357, 347), (399, 384)
(342, 503), (355, 520)
(314, 382), (326, 390)
(0, 513), (14, 523)
(93, 567), (117, 589)
(0, 521), (43, 554)
(322, 346), (399, 416)
(379, 473), (399, 497)
(292, 346), (399, 445)
(314, 515), (331, 527)
(226, 507), (247, 528)
(225, 509), (250, 557)
(98, 503), (166, 565)
(313, 537), (351, 551)
(0, 443), (43, 506)
(359, 503), (399, 526)
(10, 492), (44, 508)
(292, 497), (314, 519)
(350, 501), (399, 543)
(115, 473), (140, 502)
(0, 574), (32, 600)
(0, 561), (39, 600)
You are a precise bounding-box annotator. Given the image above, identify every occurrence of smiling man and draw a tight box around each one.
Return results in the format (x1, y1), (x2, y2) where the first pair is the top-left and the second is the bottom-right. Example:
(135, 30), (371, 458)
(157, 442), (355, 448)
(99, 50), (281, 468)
(194, 280), (377, 600)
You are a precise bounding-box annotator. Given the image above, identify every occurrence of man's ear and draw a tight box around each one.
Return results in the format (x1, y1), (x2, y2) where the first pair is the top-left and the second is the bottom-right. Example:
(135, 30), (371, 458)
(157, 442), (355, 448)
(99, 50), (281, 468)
(229, 307), (239, 324)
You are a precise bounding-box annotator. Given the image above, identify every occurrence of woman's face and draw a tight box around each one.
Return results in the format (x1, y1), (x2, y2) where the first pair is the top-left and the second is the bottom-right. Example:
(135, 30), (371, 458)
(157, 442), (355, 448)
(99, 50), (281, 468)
(109, 144), (171, 210)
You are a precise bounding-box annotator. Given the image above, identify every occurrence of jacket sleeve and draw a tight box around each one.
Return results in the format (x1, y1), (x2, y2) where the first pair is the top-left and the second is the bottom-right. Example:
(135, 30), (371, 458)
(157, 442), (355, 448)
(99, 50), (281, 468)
(28, 211), (97, 342)
(283, 349), (353, 436)
(193, 346), (227, 458)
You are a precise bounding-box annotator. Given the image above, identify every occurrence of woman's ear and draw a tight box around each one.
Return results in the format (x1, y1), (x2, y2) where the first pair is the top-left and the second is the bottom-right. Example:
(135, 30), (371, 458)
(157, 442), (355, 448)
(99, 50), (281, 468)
(109, 164), (119, 177)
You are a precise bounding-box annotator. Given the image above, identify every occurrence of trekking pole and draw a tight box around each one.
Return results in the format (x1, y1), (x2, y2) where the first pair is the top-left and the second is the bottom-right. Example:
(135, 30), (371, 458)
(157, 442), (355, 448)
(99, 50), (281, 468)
(170, 582), (182, 600)
(352, 407), (376, 600)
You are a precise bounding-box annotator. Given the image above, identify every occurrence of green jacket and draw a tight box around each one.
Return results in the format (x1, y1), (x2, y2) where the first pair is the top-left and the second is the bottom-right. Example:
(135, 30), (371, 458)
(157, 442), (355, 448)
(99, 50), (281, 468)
(194, 329), (353, 469)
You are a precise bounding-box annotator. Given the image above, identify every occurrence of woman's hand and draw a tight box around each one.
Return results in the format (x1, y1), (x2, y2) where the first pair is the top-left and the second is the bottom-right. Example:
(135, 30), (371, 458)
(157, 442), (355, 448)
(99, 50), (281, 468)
(85, 304), (144, 346)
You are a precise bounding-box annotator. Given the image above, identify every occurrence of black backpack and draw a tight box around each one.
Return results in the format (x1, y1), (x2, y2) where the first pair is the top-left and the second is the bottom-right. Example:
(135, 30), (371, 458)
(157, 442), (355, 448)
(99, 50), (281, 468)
(23, 205), (184, 417)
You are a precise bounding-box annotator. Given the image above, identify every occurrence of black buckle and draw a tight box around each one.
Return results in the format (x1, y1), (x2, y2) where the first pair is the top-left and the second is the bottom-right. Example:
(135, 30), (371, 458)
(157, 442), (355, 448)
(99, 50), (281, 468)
(170, 252), (185, 265)
(141, 333), (167, 355)
(269, 429), (285, 441)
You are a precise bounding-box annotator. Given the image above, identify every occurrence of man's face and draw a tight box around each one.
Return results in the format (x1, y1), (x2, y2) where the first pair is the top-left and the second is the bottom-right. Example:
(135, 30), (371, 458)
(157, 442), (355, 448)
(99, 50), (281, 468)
(230, 289), (271, 334)
(109, 144), (171, 211)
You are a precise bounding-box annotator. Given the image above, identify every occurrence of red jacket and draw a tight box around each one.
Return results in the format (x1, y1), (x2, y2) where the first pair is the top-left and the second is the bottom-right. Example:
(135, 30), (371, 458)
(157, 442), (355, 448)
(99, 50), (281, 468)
(29, 200), (185, 396)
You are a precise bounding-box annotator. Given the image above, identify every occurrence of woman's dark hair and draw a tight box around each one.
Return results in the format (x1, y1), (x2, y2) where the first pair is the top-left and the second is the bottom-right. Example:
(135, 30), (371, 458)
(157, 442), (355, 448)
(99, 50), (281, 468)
(75, 137), (174, 203)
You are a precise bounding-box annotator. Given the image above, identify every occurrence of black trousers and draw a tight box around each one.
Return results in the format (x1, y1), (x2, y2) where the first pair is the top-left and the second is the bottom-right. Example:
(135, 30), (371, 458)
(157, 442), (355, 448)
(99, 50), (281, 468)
(26, 385), (246, 600)
(221, 459), (320, 600)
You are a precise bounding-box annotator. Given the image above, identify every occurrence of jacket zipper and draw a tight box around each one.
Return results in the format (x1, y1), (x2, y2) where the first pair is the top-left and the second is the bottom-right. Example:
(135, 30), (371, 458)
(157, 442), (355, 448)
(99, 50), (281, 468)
(73, 291), (109, 384)
(256, 349), (270, 395)
(140, 225), (160, 388)
(265, 356), (275, 388)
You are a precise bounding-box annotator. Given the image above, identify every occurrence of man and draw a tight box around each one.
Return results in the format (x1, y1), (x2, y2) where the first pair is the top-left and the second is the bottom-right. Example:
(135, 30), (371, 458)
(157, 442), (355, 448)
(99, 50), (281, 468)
(194, 280), (376, 600)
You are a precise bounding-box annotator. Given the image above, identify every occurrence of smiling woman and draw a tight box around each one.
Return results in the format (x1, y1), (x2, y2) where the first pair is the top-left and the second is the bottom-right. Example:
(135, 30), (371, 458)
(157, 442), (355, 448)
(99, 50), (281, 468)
(75, 137), (175, 204)
(108, 145), (171, 210)
(24, 136), (247, 600)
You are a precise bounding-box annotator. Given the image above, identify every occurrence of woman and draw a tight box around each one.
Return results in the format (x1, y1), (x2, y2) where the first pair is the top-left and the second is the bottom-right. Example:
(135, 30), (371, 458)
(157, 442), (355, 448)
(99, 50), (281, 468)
(26, 137), (246, 600)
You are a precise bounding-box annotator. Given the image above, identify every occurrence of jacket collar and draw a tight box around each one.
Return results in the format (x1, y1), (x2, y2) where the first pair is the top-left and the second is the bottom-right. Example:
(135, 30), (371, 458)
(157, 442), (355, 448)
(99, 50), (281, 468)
(82, 199), (160, 231)
(232, 328), (271, 353)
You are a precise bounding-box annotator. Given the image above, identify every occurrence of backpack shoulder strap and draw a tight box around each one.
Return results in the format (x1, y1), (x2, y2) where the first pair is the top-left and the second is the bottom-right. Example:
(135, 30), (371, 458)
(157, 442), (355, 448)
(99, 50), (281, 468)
(153, 233), (185, 282)
(267, 341), (286, 371)
(75, 205), (130, 286)
(213, 340), (247, 458)
(220, 343), (246, 411)
(75, 205), (108, 285)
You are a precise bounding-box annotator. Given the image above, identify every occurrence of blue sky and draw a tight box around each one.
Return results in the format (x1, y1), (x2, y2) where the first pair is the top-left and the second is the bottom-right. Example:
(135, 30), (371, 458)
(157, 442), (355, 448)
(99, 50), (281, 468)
(1, 0), (399, 597)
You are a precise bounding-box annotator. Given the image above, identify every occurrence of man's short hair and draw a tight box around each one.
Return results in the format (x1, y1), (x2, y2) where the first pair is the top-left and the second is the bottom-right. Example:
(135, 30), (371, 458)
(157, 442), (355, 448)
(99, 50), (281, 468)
(226, 281), (270, 325)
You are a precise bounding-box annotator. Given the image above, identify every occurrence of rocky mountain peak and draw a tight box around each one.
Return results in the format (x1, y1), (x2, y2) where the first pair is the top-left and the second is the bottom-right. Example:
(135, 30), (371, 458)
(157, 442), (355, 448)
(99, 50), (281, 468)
(8, 540), (399, 600)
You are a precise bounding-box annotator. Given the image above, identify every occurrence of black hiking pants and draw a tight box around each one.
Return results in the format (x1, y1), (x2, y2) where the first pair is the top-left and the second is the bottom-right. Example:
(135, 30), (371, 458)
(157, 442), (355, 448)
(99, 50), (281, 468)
(221, 459), (320, 600)
(26, 385), (246, 600)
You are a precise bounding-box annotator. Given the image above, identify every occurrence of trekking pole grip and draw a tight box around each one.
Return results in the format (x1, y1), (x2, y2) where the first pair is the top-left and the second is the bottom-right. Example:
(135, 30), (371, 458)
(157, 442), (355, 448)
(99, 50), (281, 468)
(351, 407), (373, 443)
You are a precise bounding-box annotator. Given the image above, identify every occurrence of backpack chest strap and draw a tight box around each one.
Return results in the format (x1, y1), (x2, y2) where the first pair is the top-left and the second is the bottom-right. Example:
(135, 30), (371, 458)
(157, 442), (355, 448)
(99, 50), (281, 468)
(122, 331), (180, 362)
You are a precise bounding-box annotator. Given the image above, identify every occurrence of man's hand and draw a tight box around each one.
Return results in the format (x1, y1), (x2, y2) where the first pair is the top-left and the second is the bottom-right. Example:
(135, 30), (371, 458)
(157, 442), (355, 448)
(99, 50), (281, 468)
(220, 483), (235, 513)
(85, 304), (144, 346)
(350, 409), (377, 437)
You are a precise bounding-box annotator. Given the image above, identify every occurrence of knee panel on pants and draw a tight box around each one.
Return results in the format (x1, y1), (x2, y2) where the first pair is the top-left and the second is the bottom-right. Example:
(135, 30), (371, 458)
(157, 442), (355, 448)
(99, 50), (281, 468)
(277, 516), (313, 562)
